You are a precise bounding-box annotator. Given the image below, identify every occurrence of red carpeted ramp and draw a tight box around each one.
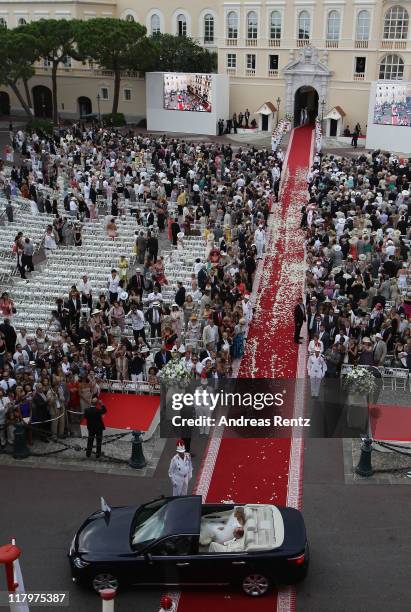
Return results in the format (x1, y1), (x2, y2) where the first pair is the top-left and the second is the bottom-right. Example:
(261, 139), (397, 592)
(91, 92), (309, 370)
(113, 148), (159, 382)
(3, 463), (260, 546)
(178, 127), (313, 612)
(80, 393), (159, 436)
(370, 404), (411, 441)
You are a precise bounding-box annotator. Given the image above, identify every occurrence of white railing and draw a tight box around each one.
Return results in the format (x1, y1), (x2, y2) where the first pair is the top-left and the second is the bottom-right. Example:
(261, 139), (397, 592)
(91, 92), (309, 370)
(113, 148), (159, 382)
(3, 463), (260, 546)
(353, 72), (365, 81)
(245, 68), (256, 77)
(269, 38), (281, 47)
(268, 69), (279, 78)
(355, 40), (369, 49)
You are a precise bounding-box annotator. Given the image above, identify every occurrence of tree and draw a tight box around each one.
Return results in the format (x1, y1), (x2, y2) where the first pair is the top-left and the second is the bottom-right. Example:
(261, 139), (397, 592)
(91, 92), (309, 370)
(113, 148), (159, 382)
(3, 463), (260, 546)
(20, 19), (81, 125)
(144, 34), (218, 74)
(76, 18), (147, 115)
(0, 29), (37, 119)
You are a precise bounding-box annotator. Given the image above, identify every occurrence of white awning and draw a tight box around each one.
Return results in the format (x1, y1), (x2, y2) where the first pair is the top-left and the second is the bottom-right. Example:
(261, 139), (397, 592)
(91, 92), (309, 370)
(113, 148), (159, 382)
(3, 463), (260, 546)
(255, 101), (277, 115)
(324, 106), (346, 121)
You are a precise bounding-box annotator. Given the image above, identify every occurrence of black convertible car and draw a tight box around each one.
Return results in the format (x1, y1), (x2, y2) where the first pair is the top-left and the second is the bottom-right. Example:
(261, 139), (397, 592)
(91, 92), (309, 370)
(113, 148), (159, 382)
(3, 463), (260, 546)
(69, 495), (309, 597)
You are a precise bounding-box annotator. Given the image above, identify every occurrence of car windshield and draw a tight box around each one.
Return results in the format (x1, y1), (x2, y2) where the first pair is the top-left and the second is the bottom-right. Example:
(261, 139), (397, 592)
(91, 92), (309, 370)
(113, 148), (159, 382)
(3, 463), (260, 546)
(131, 498), (169, 550)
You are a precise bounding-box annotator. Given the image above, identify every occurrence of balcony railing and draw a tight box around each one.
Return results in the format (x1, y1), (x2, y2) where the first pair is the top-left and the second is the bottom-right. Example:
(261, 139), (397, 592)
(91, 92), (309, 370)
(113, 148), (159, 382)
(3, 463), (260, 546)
(246, 38), (258, 47)
(355, 40), (369, 49)
(297, 38), (310, 47)
(226, 38), (238, 46)
(226, 67), (236, 76)
(269, 38), (281, 47)
(353, 72), (365, 81)
(268, 69), (279, 78)
(381, 39), (407, 49)
(326, 39), (339, 49)
(245, 68), (256, 77)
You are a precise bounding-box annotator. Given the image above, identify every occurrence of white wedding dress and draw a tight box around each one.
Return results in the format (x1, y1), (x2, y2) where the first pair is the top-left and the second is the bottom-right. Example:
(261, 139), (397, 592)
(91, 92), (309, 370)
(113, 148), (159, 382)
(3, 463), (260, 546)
(200, 511), (241, 545)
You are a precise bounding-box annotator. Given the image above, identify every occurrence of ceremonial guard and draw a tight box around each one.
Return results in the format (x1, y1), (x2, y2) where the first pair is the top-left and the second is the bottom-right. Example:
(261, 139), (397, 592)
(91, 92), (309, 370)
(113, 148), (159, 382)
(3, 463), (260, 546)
(307, 349), (327, 398)
(168, 439), (193, 496)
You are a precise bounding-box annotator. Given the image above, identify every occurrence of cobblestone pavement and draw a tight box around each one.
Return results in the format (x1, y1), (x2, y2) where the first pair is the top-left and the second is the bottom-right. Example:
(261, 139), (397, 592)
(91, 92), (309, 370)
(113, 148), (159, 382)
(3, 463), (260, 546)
(0, 426), (166, 477)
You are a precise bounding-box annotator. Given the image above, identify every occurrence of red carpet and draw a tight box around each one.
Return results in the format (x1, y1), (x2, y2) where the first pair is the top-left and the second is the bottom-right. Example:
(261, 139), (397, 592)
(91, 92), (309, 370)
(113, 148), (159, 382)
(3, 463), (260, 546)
(80, 393), (159, 432)
(178, 127), (313, 612)
(370, 404), (411, 441)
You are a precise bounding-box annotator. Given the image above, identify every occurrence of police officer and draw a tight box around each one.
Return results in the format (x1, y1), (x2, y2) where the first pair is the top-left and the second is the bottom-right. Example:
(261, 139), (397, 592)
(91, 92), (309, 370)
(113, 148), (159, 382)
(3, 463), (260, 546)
(84, 394), (107, 459)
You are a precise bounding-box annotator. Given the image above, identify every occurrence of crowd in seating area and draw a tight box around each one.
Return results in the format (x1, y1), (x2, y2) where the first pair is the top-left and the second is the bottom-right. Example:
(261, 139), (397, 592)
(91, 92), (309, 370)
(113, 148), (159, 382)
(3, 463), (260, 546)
(0, 125), (285, 448)
(303, 148), (411, 375)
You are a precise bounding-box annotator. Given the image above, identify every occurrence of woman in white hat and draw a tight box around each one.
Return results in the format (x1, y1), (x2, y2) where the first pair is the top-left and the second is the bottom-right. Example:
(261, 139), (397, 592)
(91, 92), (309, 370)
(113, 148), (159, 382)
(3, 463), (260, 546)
(168, 440), (193, 496)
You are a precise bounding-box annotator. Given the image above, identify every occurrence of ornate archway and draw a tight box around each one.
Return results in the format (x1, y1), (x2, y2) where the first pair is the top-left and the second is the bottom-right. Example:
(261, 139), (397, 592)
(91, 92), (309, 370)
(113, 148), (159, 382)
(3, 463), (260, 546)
(294, 86), (319, 126)
(0, 92), (10, 116)
(283, 46), (332, 124)
(32, 85), (52, 118)
(78, 96), (92, 118)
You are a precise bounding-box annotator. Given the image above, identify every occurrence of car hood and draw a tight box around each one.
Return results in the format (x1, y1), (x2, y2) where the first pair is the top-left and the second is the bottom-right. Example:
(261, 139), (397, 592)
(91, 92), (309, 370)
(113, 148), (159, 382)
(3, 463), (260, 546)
(75, 506), (137, 554)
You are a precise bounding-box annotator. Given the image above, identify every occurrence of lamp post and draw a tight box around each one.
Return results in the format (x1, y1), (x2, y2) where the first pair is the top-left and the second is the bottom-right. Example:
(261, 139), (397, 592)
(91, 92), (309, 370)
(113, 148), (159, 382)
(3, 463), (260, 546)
(320, 99), (326, 121)
(97, 93), (101, 123)
(276, 96), (281, 126)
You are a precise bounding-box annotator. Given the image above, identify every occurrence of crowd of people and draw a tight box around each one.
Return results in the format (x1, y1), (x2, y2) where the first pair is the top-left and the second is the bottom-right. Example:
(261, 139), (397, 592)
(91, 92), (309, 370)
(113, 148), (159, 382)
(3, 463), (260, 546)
(0, 124), (285, 449)
(298, 147), (411, 390)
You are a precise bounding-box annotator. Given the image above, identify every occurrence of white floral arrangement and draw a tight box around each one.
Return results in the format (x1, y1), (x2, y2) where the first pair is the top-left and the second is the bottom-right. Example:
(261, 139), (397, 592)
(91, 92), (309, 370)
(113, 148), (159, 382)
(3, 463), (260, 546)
(271, 119), (292, 152)
(343, 367), (375, 395)
(158, 359), (192, 386)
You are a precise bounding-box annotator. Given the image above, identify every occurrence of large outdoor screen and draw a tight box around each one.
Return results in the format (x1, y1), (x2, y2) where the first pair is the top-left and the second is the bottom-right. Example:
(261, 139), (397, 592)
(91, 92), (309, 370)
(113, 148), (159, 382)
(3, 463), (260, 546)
(163, 73), (212, 113)
(373, 83), (411, 127)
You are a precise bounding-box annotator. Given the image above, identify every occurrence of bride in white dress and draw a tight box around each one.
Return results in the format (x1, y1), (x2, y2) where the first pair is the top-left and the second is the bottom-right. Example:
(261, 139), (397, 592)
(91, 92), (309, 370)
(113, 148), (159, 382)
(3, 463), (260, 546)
(200, 508), (245, 545)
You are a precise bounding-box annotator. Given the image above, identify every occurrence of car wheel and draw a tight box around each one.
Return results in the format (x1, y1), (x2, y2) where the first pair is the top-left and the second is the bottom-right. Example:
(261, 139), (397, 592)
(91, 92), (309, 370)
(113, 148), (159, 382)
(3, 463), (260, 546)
(92, 572), (119, 592)
(242, 573), (271, 597)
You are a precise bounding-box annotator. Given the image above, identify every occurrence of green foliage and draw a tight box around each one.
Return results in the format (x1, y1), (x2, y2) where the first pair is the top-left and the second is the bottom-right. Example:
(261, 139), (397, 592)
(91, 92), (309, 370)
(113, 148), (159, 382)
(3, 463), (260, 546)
(76, 18), (146, 72)
(145, 34), (218, 73)
(26, 119), (54, 136)
(0, 28), (36, 85)
(18, 19), (81, 64)
(102, 112), (126, 126)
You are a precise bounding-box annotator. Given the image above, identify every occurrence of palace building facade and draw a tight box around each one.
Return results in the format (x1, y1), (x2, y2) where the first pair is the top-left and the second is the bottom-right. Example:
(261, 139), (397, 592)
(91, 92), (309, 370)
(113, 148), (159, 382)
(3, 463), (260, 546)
(0, 1), (411, 133)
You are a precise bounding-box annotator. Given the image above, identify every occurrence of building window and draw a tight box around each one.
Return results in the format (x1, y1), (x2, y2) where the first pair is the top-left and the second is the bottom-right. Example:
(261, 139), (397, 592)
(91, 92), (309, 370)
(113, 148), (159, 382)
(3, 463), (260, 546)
(18, 18), (27, 26)
(383, 6), (408, 40)
(327, 10), (340, 40)
(204, 14), (214, 43)
(355, 57), (366, 74)
(227, 11), (238, 39)
(270, 11), (281, 40)
(125, 14), (134, 23)
(379, 54), (404, 79)
(124, 88), (132, 101)
(151, 14), (161, 35)
(227, 53), (236, 68)
(247, 11), (258, 39)
(356, 10), (370, 41)
(62, 55), (72, 68)
(269, 55), (279, 70)
(298, 11), (310, 40)
(246, 54), (256, 70)
(100, 87), (109, 100)
(0, 18), (7, 28)
(177, 14), (187, 37)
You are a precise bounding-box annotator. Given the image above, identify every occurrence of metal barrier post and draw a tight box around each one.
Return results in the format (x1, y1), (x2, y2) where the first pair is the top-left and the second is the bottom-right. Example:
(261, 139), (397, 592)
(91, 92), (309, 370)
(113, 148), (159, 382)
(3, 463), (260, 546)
(129, 430), (147, 469)
(12, 423), (30, 460)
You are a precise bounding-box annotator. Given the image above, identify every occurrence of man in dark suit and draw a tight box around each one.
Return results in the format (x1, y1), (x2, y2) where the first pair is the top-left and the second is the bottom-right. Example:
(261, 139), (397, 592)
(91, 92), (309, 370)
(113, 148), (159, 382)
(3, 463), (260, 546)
(84, 394), (107, 459)
(293, 297), (306, 343)
(318, 324), (331, 352)
(154, 346), (171, 370)
(127, 268), (144, 299)
(146, 302), (162, 338)
(174, 282), (186, 308)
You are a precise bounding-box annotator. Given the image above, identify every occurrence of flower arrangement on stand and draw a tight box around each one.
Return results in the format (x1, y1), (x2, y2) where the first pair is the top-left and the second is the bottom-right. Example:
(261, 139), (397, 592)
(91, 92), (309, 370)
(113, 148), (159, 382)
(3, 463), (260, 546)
(271, 118), (292, 152)
(158, 358), (192, 387)
(315, 117), (323, 154)
(343, 367), (376, 395)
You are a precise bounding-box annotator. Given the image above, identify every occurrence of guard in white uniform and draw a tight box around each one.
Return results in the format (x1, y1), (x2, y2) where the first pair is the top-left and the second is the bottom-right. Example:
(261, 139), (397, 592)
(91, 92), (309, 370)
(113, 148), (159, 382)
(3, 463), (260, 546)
(254, 225), (266, 259)
(307, 349), (327, 398)
(168, 440), (193, 496)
